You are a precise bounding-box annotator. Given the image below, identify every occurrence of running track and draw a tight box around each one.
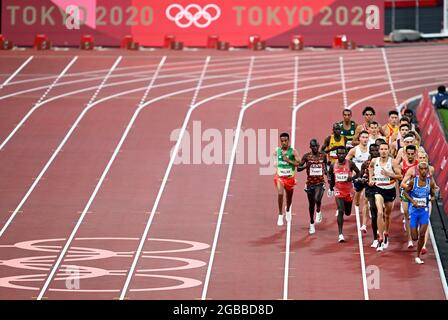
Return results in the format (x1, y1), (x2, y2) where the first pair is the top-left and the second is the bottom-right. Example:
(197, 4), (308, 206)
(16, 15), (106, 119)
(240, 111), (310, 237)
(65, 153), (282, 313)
(0, 46), (447, 300)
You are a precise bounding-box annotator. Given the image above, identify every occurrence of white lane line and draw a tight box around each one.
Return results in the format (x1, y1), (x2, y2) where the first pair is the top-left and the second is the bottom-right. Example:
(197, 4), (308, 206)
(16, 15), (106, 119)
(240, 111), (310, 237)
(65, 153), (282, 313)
(354, 203), (369, 300)
(0, 56), (78, 151)
(283, 56), (299, 300)
(0, 56), (34, 89)
(119, 56), (211, 300)
(36, 56), (166, 300)
(339, 56), (348, 109)
(201, 57), (256, 300)
(428, 220), (448, 300)
(382, 48), (399, 109)
(0, 57), (122, 239)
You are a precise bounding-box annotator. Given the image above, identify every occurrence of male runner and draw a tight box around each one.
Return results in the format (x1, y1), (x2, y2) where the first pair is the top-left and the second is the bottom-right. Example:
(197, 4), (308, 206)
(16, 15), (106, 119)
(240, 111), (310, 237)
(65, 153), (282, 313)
(403, 108), (420, 133)
(402, 162), (436, 264)
(352, 106), (386, 146)
(401, 152), (440, 255)
(328, 146), (360, 242)
(339, 109), (357, 150)
(382, 110), (399, 145)
(297, 139), (328, 234)
(346, 130), (370, 233)
(273, 133), (300, 226)
(360, 143), (380, 248)
(394, 132), (425, 167)
(369, 143), (402, 251)
(398, 145), (419, 248)
(367, 121), (386, 148)
(322, 123), (346, 167)
(390, 123), (410, 157)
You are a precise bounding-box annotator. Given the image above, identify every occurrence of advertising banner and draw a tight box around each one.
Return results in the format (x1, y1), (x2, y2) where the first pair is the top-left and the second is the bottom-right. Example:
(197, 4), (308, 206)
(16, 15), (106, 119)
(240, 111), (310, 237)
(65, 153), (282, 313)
(1, 0), (384, 47)
(416, 92), (448, 216)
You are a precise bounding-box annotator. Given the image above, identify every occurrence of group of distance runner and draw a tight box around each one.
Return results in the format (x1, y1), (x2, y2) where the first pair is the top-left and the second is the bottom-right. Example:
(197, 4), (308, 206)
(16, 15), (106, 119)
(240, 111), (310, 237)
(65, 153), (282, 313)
(273, 107), (439, 265)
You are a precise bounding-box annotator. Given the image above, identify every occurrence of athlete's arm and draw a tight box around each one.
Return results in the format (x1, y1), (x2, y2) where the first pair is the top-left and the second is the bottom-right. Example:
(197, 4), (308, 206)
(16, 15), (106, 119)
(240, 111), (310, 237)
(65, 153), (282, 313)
(345, 147), (356, 160)
(284, 149), (301, 167)
(297, 154), (307, 172)
(382, 124), (389, 139)
(272, 149), (278, 168)
(360, 161), (369, 183)
(328, 163), (335, 191)
(321, 136), (330, 153)
(413, 130), (422, 144)
(388, 161), (403, 181)
(351, 125), (363, 146)
(430, 166), (440, 193)
(400, 167), (415, 189)
(323, 155), (329, 176)
(378, 124), (386, 137)
(368, 159), (375, 186)
(430, 180), (436, 200)
(403, 179), (418, 207)
(390, 140), (398, 157)
(390, 131), (398, 144)
(348, 160), (361, 181)
(393, 148), (404, 167)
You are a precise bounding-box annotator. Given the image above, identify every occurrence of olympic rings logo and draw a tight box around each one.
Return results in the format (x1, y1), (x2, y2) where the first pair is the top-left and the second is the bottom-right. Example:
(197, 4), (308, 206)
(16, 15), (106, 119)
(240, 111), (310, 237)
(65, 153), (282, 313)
(165, 4), (221, 28)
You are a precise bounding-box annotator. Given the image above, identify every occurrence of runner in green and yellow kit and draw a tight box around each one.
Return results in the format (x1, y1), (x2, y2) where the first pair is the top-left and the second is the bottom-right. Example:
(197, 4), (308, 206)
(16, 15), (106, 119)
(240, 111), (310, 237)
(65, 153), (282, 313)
(273, 133), (300, 226)
(339, 109), (357, 150)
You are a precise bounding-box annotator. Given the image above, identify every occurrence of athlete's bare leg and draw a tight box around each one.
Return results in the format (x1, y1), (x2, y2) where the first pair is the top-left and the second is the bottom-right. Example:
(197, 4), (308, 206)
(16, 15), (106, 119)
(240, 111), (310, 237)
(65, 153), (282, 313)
(403, 201), (412, 241)
(384, 201), (394, 235)
(375, 194), (386, 242)
(361, 194), (369, 226)
(276, 181), (285, 215)
(412, 224), (428, 259)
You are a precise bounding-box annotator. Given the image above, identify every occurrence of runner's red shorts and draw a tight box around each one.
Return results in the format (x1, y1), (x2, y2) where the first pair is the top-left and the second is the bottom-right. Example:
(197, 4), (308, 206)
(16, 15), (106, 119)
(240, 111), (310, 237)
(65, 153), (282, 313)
(273, 175), (296, 191)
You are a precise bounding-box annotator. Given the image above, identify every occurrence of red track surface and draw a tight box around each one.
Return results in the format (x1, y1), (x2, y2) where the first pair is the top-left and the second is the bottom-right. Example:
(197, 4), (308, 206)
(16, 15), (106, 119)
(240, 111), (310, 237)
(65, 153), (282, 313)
(0, 46), (447, 300)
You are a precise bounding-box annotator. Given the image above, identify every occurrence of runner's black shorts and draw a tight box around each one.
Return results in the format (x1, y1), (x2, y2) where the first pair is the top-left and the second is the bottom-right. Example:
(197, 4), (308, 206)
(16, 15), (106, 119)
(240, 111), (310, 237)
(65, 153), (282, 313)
(354, 180), (365, 193)
(304, 183), (325, 193)
(373, 186), (396, 203)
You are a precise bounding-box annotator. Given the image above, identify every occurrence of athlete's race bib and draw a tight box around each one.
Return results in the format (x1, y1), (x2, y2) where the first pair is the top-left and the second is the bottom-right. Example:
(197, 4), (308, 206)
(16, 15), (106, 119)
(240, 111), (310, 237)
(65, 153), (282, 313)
(335, 173), (349, 182)
(330, 150), (337, 158)
(414, 197), (427, 207)
(278, 168), (293, 177)
(374, 176), (390, 183)
(310, 166), (323, 176)
(346, 140), (353, 148)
